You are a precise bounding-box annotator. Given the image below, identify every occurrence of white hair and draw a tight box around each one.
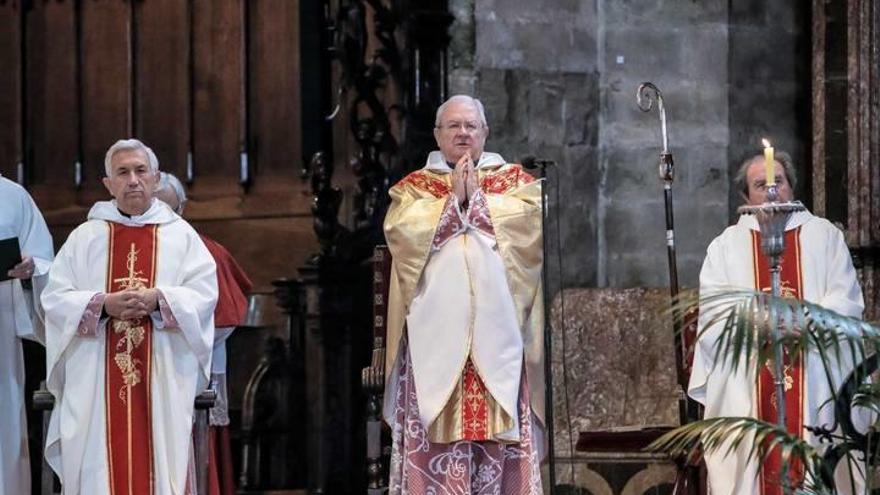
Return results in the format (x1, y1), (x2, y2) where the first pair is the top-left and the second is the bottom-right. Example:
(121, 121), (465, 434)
(104, 138), (159, 177)
(434, 94), (488, 128)
(155, 171), (187, 214)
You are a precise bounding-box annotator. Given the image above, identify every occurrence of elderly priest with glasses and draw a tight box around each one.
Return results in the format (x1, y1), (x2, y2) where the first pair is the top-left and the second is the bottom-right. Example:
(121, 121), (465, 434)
(382, 94), (545, 494)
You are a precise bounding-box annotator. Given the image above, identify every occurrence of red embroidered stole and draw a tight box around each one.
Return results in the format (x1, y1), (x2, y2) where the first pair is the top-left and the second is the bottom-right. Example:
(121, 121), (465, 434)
(462, 359), (490, 440)
(752, 227), (804, 495)
(105, 223), (158, 495)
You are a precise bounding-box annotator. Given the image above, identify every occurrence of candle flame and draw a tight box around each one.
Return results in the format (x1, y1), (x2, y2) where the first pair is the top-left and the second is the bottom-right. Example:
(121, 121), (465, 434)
(762, 138), (771, 148)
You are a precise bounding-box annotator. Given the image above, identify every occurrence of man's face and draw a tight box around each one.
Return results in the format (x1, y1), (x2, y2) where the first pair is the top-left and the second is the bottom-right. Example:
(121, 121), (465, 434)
(102, 148), (158, 216)
(433, 101), (489, 164)
(743, 159), (794, 205)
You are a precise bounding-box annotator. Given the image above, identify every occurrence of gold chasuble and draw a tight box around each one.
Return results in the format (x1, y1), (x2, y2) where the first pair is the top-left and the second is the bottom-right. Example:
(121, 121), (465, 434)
(384, 163), (544, 444)
(105, 223), (158, 494)
(752, 227), (804, 495)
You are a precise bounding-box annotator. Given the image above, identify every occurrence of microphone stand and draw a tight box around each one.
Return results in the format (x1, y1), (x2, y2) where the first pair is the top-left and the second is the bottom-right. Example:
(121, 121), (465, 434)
(637, 82), (701, 495)
(524, 158), (557, 494)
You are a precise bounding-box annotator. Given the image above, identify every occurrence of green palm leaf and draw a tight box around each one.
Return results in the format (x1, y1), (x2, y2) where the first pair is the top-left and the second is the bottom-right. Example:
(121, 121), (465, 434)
(660, 289), (880, 493)
(646, 416), (817, 465)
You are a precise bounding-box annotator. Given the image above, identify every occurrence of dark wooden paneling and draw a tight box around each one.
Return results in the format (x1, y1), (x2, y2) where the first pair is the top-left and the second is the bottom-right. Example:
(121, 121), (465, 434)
(192, 0), (243, 191)
(0, 3), (21, 180)
(80, 0), (132, 189)
(135, 0), (189, 176)
(250, 0), (301, 181)
(26, 1), (78, 210)
(191, 215), (316, 291)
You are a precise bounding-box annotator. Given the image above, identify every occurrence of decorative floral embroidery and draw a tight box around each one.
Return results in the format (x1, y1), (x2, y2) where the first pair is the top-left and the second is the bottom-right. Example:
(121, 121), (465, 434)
(480, 166), (533, 194)
(111, 242), (150, 403)
(461, 359), (489, 440)
(112, 318), (146, 400)
(398, 171), (451, 198)
(78, 293), (106, 336)
(388, 341), (542, 494)
(432, 196), (467, 250)
(467, 190), (495, 238)
(157, 293), (179, 329)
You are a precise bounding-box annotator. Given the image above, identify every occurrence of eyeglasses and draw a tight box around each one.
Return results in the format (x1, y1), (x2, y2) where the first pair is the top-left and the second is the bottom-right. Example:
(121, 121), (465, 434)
(437, 121), (482, 134)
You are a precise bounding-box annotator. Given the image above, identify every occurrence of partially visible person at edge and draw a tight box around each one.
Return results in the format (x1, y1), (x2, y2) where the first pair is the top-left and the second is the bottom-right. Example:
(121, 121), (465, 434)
(155, 171), (252, 495)
(0, 174), (53, 495)
(689, 151), (868, 495)
(42, 138), (218, 494)
(382, 94), (545, 494)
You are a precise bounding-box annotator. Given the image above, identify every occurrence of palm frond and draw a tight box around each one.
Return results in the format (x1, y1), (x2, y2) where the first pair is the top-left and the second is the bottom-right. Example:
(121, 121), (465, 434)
(646, 417), (821, 470)
(669, 289), (879, 377)
(660, 289), (879, 494)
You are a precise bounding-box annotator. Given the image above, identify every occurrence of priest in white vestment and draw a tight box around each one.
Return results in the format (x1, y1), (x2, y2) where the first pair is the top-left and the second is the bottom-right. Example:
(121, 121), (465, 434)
(42, 139), (217, 495)
(383, 95), (544, 493)
(0, 175), (54, 495)
(688, 152), (866, 495)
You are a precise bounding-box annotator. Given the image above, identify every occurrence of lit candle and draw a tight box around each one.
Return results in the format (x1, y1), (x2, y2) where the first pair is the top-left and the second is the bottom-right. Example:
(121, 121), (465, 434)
(762, 138), (775, 186)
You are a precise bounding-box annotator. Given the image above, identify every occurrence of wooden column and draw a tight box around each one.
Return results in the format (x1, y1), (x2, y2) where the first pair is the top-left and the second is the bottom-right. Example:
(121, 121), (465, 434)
(134, 0), (190, 178)
(0, 2), (22, 181)
(812, 0), (880, 319)
(25, 0), (78, 209)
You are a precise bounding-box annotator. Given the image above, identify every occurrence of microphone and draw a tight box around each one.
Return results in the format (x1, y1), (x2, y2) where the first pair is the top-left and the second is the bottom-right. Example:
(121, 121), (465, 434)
(520, 155), (556, 170)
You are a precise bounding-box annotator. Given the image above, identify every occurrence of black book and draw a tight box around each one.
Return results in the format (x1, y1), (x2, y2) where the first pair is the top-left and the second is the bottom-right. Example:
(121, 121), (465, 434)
(0, 237), (22, 282)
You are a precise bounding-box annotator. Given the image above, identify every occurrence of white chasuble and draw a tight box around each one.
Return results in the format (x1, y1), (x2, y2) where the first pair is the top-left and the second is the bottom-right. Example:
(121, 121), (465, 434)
(0, 176), (54, 495)
(42, 199), (217, 495)
(406, 223), (525, 441)
(689, 210), (867, 495)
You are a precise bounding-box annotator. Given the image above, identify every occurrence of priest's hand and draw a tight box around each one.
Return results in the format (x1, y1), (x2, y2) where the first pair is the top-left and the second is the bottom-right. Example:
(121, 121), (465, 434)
(452, 153), (470, 207)
(136, 288), (160, 315)
(8, 255), (35, 279)
(104, 288), (159, 320)
(464, 154), (478, 200)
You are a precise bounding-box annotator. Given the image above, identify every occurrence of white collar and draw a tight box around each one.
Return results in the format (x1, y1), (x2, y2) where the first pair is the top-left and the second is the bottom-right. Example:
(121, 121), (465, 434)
(423, 151), (506, 173)
(87, 198), (179, 226)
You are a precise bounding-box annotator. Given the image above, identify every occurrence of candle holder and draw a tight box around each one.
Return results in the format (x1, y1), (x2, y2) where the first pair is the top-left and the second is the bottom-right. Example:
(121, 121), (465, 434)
(737, 184), (805, 494)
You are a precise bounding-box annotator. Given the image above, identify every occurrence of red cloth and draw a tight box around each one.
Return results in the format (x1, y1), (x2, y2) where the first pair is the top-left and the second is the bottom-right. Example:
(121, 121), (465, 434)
(207, 426), (236, 495)
(200, 235), (253, 327)
(105, 224), (158, 494)
(753, 227), (805, 494)
(200, 234), (251, 494)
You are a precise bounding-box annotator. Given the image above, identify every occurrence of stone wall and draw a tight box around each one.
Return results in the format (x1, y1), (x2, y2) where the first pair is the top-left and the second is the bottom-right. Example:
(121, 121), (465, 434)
(448, 0), (810, 290)
(728, 0), (812, 215)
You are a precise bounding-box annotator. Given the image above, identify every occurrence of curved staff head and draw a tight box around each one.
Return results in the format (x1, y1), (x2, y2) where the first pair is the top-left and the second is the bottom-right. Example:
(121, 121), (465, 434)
(637, 82), (669, 153)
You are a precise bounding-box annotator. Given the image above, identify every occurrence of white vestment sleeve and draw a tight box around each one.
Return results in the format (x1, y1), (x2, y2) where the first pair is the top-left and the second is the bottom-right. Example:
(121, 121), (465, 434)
(42, 228), (102, 390)
(11, 186), (54, 342)
(154, 234), (218, 381)
(16, 187), (54, 275)
(817, 227), (864, 318)
(688, 237), (728, 406)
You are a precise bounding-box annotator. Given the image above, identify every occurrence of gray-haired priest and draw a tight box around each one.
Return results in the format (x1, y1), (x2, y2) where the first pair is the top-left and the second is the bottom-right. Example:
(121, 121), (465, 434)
(688, 151), (867, 495)
(383, 95), (545, 493)
(42, 139), (218, 494)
